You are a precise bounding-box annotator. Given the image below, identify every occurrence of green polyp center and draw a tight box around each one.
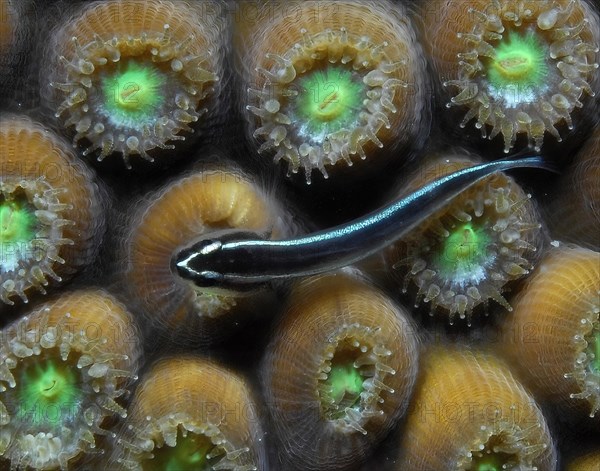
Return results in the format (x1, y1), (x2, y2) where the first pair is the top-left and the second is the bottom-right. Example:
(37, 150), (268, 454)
(0, 193), (38, 272)
(102, 60), (166, 123)
(435, 222), (491, 279)
(145, 430), (218, 471)
(18, 358), (80, 428)
(586, 325), (600, 374)
(474, 457), (503, 471)
(323, 348), (364, 419)
(295, 66), (364, 137)
(0, 198), (35, 246)
(328, 364), (363, 404)
(470, 441), (516, 471)
(472, 454), (513, 471)
(487, 31), (548, 88)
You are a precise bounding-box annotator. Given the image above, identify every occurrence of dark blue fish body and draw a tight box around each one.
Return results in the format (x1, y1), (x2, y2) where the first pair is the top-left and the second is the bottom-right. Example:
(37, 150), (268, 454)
(175, 156), (553, 291)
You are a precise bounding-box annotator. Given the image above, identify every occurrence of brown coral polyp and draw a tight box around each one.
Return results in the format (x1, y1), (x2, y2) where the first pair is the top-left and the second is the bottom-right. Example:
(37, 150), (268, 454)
(0, 115), (104, 306)
(124, 166), (293, 343)
(113, 356), (266, 471)
(238, 0), (429, 183)
(500, 243), (600, 419)
(421, 0), (599, 152)
(262, 271), (419, 470)
(0, 289), (141, 470)
(387, 153), (543, 325)
(44, 0), (223, 168)
(395, 347), (557, 470)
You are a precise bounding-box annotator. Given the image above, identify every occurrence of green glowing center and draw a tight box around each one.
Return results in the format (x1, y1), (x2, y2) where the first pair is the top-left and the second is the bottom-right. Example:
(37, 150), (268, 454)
(435, 223), (490, 278)
(146, 432), (216, 471)
(477, 464), (500, 471)
(471, 448), (514, 471)
(19, 359), (80, 428)
(0, 200), (35, 245)
(320, 347), (367, 420)
(587, 327), (600, 374)
(102, 60), (166, 122)
(295, 67), (363, 136)
(488, 31), (548, 87)
(328, 363), (364, 405)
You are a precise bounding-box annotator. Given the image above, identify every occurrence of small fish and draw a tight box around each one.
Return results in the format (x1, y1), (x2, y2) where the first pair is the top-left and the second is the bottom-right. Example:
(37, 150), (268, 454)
(175, 156), (555, 292)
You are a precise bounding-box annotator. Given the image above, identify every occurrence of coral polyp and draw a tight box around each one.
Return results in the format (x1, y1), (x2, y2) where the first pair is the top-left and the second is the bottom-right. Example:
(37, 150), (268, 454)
(388, 154), (543, 325)
(113, 357), (266, 471)
(0, 289), (141, 470)
(0, 183), (72, 306)
(239, 0), (428, 183)
(263, 271), (419, 470)
(123, 165), (293, 344)
(422, 0), (600, 152)
(395, 347), (557, 470)
(44, 0), (223, 168)
(247, 28), (404, 180)
(500, 243), (600, 419)
(0, 115), (104, 306)
(547, 125), (600, 250)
